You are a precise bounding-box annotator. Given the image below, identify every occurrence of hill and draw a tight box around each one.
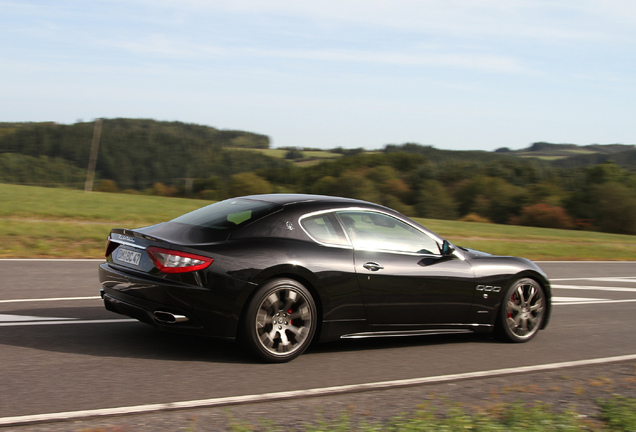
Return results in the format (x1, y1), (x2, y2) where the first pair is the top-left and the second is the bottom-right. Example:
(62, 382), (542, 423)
(2, 119), (636, 235)
(0, 118), (281, 190)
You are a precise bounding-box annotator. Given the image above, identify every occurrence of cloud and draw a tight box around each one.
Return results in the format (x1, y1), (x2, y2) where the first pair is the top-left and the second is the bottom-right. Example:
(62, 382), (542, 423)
(136, 0), (636, 42)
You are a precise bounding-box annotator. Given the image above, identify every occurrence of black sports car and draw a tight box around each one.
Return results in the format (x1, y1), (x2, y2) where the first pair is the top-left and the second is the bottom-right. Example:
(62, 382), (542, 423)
(99, 194), (551, 362)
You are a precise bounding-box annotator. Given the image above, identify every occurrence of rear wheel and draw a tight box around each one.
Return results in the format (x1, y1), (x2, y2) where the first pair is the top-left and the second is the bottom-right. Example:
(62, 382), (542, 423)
(241, 279), (317, 363)
(497, 278), (546, 342)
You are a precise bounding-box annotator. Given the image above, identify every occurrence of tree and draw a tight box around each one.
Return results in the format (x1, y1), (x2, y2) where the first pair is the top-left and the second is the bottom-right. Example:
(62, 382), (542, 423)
(454, 176), (527, 223)
(591, 182), (636, 234)
(228, 172), (273, 197)
(585, 160), (625, 185)
(284, 148), (304, 160)
(310, 176), (339, 196)
(414, 180), (457, 220)
(336, 170), (379, 202)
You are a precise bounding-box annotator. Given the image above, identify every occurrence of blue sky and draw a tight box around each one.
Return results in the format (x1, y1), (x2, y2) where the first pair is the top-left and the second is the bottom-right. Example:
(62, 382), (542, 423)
(2, 1), (635, 151)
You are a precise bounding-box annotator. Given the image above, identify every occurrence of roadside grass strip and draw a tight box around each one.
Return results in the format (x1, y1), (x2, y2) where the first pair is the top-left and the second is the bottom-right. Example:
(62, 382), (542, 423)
(2, 354), (636, 427)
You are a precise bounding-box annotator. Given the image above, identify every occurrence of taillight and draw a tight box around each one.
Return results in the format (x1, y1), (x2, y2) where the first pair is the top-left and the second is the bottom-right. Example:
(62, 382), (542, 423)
(105, 236), (118, 258)
(146, 247), (214, 274)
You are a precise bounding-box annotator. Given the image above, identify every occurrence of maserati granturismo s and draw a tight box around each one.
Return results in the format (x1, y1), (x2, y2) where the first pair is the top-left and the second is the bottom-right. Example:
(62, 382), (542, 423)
(99, 194), (551, 362)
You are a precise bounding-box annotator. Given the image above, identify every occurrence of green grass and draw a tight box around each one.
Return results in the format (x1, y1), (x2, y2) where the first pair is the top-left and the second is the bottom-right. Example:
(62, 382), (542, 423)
(0, 183), (208, 224)
(0, 183), (209, 257)
(416, 218), (636, 261)
(224, 396), (635, 431)
(1, 183), (636, 259)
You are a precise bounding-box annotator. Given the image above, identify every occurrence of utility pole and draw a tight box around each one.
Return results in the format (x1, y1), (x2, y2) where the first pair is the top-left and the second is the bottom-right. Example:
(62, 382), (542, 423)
(84, 118), (103, 193)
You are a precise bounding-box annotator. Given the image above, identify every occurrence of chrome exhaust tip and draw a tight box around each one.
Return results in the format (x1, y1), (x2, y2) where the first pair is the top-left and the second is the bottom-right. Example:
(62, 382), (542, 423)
(154, 311), (189, 324)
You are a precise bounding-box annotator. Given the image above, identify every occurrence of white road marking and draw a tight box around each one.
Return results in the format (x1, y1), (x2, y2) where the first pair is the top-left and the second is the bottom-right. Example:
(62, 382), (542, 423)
(553, 298), (636, 305)
(0, 318), (136, 327)
(552, 284), (636, 293)
(0, 313), (133, 326)
(2, 353), (636, 427)
(0, 314), (73, 322)
(552, 277), (636, 282)
(0, 296), (101, 304)
(0, 258), (103, 262)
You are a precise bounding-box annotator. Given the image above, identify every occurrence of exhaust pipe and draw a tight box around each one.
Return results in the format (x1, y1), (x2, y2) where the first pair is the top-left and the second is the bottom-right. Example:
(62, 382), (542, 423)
(154, 311), (189, 324)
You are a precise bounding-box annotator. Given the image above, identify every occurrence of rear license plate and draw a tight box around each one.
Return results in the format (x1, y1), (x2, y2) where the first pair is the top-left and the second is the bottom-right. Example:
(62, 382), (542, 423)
(117, 248), (142, 266)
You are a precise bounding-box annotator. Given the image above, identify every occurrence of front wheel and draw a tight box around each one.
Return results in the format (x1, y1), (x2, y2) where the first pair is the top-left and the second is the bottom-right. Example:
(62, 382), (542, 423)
(241, 279), (317, 363)
(497, 278), (546, 342)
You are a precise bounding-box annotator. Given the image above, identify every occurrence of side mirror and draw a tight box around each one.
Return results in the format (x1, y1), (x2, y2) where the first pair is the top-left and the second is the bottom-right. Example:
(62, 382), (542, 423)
(441, 240), (455, 257)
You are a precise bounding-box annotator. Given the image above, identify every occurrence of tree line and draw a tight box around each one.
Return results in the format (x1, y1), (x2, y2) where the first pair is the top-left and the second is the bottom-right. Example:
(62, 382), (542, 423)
(1, 119), (636, 235)
(0, 119), (274, 190)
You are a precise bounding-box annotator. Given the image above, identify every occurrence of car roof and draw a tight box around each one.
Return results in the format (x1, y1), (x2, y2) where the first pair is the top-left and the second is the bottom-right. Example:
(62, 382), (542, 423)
(239, 194), (373, 207)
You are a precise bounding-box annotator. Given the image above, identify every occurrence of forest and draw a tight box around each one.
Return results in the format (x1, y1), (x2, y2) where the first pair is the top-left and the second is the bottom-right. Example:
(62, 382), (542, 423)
(1, 118), (636, 235)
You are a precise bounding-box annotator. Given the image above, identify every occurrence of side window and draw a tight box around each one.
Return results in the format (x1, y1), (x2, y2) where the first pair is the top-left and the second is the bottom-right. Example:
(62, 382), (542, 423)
(336, 211), (440, 254)
(300, 213), (349, 246)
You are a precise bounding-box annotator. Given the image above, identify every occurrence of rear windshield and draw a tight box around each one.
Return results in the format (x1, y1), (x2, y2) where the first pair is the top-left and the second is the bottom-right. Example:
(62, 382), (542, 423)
(171, 198), (281, 230)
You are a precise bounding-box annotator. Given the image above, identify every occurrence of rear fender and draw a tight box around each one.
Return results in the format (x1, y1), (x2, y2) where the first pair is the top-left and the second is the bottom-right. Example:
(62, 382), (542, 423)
(234, 264), (326, 339)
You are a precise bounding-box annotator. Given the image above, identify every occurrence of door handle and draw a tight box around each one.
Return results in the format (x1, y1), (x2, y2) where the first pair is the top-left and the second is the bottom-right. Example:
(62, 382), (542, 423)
(363, 262), (384, 272)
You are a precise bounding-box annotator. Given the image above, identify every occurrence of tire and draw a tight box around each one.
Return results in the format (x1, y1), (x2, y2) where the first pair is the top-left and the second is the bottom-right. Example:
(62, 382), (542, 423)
(241, 278), (317, 363)
(497, 278), (546, 343)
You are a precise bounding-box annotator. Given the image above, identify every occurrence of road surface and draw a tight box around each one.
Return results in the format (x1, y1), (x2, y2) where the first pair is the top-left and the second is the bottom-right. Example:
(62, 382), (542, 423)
(1, 259), (635, 430)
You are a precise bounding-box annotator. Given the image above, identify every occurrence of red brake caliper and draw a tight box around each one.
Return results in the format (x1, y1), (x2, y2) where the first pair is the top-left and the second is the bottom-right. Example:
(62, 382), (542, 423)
(288, 309), (293, 325)
(508, 293), (519, 319)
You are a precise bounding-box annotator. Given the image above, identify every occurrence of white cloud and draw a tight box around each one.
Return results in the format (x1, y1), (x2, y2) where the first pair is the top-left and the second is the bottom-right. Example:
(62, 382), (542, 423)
(139, 0), (636, 42)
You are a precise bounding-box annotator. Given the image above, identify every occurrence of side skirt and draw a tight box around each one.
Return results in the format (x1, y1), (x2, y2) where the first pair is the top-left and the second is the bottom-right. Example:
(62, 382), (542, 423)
(340, 325), (493, 339)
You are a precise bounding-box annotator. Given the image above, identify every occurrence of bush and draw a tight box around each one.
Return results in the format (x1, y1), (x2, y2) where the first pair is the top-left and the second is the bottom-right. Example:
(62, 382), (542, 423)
(514, 203), (574, 229)
(97, 179), (119, 193)
(459, 213), (492, 223)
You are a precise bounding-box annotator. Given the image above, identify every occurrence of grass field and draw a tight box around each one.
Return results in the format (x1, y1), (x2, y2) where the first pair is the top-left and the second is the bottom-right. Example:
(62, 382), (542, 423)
(223, 147), (344, 162)
(1, 183), (636, 260)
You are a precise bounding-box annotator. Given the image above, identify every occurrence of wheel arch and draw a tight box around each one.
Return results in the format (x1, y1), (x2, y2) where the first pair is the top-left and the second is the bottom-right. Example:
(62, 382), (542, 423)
(497, 270), (552, 332)
(235, 265), (325, 341)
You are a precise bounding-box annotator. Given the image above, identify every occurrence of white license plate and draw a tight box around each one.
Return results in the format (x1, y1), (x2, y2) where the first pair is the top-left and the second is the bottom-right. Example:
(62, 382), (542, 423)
(117, 248), (142, 266)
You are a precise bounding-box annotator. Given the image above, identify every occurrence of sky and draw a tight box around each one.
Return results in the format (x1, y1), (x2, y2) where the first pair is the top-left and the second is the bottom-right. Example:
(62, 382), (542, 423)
(1, 1), (635, 151)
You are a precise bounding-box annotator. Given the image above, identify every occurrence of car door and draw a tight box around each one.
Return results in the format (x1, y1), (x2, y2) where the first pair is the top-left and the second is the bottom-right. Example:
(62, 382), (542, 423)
(336, 210), (476, 326)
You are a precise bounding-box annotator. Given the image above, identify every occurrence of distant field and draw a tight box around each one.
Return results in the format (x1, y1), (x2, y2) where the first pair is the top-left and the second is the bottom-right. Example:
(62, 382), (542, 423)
(223, 147), (343, 162)
(1, 183), (636, 260)
(516, 148), (598, 160)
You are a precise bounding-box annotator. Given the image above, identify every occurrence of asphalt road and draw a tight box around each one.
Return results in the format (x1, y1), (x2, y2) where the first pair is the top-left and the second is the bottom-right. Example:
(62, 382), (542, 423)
(1, 260), (636, 430)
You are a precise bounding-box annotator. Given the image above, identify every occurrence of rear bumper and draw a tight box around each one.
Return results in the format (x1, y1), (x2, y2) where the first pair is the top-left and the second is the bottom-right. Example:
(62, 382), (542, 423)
(102, 290), (157, 326)
(98, 262), (243, 339)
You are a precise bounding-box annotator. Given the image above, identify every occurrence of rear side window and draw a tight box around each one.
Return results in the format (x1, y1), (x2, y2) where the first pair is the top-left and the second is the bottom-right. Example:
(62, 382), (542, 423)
(300, 213), (349, 246)
(172, 199), (281, 230)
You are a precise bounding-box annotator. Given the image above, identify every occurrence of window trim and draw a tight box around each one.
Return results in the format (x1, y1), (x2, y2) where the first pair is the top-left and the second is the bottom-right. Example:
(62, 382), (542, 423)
(298, 210), (352, 249)
(298, 207), (455, 258)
